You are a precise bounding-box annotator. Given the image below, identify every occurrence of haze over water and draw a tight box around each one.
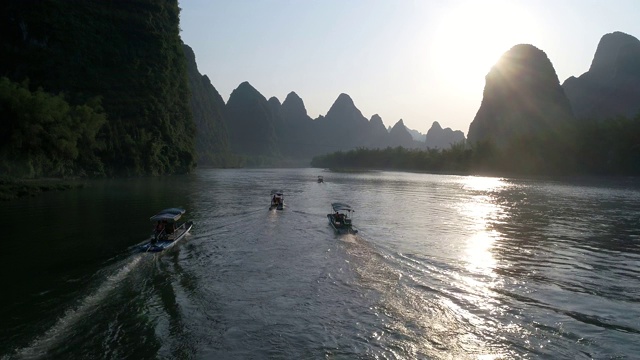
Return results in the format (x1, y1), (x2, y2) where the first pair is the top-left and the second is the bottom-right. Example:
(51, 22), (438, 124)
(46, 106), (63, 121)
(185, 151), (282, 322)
(1, 169), (639, 359)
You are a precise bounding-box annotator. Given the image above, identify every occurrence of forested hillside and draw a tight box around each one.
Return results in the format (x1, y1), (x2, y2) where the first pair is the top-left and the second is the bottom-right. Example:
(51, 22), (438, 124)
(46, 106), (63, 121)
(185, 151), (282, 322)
(0, 0), (194, 177)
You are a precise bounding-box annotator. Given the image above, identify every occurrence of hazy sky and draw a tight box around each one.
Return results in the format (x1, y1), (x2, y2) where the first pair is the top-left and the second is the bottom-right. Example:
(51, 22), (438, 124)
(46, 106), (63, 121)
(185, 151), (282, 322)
(179, 0), (640, 135)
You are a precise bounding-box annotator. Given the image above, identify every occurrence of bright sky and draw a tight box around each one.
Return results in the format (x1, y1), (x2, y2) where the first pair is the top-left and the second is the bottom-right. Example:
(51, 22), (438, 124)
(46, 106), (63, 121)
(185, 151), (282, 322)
(179, 0), (640, 135)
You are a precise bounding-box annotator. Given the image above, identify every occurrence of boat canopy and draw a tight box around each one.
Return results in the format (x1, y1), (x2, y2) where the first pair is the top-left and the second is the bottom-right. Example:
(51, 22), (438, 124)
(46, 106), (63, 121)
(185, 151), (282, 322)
(331, 202), (354, 212)
(271, 189), (284, 196)
(150, 208), (185, 222)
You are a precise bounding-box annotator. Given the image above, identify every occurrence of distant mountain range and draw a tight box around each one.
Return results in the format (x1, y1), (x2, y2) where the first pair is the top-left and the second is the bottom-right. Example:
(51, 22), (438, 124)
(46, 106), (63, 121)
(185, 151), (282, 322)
(185, 70), (468, 162)
(186, 78), (456, 163)
(186, 31), (640, 164)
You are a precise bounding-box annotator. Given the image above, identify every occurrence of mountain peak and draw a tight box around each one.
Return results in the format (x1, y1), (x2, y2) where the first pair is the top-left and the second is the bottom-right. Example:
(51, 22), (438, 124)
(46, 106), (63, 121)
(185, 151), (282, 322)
(325, 93), (367, 125)
(284, 91), (302, 102)
(388, 119), (414, 147)
(237, 81), (253, 89)
(590, 31), (640, 74)
(468, 43), (574, 145)
(283, 92), (304, 111)
(268, 96), (281, 107)
(370, 114), (383, 125)
(336, 93), (354, 104)
(426, 122), (465, 149)
(562, 31), (640, 120)
(231, 81), (262, 98)
(281, 91), (309, 122)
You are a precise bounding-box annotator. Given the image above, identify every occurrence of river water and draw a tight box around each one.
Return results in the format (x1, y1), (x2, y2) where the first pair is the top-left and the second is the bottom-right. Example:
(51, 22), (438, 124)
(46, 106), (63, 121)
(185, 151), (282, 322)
(1, 168), (639, 359)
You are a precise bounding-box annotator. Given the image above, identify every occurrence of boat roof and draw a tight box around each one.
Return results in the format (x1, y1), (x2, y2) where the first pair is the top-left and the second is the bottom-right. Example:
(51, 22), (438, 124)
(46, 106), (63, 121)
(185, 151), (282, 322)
(331, 202), (354, 212)
(271, 189), (284, 195)
(150, 208), (185, 222)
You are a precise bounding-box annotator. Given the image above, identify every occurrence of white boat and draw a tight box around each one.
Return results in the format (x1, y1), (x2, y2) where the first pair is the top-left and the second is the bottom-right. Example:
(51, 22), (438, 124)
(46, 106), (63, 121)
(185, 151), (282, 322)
(327, 202), (357, 234)
(141, 208), (193, 252)
(269, 190), (285, 210)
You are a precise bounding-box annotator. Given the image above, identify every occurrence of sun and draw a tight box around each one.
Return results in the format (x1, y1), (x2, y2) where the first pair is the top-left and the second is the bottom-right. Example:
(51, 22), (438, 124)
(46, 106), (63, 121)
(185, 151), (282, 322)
(431, 0), (538, 92)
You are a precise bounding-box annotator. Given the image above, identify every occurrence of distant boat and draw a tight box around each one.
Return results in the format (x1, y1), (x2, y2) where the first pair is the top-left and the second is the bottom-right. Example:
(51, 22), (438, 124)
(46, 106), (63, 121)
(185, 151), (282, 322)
(269, 190), (285, 210)
(140, 208), (193, 252)
(327, 202), (357, 234)
(317, 175), (324, 183)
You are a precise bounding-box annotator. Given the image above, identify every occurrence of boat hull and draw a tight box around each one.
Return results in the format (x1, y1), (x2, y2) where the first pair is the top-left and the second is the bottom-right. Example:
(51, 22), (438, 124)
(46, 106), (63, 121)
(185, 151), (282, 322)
(269, 203), (284, 210)
(141, 221), (193, 252)
(327, 214), (357, 234)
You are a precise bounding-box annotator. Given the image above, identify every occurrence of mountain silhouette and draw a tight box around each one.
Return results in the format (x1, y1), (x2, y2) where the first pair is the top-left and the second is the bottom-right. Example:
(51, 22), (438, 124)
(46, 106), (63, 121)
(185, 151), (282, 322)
(277, 92), (321, 158)
(425, 121), (465, 149)
(388, 119), (415, 148)
(468, 44), (575, 146)
(183, 44), (231, 165)
(225, 81), (280, 157)
(562, 31), (640, 120)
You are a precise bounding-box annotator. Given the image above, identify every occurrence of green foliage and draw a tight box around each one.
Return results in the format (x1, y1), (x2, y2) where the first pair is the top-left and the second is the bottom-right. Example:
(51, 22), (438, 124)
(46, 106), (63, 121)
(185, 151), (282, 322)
(0, 77), (106, 178)
(574, 115), (640, 175)
(0, 0), (195, 177)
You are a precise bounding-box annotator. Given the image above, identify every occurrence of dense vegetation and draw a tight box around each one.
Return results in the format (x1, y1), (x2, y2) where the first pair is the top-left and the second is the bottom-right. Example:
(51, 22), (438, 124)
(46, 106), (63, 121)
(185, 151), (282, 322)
(0, 0), (195, 177)
(312, 113), (640, 176)
(0, 78), (106, 177)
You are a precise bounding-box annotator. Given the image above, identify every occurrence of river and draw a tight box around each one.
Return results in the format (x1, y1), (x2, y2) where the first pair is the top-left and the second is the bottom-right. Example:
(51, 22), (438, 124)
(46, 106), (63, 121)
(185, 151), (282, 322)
(1, 168), (639, 359)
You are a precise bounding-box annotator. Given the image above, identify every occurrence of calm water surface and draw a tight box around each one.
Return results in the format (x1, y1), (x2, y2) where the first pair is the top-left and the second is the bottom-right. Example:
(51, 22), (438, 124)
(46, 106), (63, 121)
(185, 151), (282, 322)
(1, 169), (639, 359)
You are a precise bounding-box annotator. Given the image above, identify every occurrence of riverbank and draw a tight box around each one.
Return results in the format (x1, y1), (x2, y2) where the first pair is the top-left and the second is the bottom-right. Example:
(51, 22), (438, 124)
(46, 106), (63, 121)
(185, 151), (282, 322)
(0, 177), (85, 201)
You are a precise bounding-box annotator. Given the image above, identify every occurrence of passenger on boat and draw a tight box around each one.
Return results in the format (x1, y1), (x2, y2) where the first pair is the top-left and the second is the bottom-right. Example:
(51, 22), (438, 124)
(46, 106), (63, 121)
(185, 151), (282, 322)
(165, 221), (175, 235)
(152, 221), (164, 243)
(155, 221), (164, 234)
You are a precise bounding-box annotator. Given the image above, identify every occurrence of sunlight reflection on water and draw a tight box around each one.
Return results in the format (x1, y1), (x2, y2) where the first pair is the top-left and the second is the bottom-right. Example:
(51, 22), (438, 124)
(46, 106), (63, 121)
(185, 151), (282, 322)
(5, 170), (640, 359)
(461, 176), (509, 274)
(451, 176), (517, 357)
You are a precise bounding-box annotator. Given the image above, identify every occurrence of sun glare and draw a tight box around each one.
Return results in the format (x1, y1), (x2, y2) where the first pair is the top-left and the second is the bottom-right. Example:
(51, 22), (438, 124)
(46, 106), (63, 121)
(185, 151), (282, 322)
(432, 0), (538, 91)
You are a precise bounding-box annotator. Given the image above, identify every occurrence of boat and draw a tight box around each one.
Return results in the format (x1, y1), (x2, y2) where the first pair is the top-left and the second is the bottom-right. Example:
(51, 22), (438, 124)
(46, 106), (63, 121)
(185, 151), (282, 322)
(317, 175), (324, 183)
(269, 190), (285, 210)
(327, 202), (357, 234)
(140, 208), (193, 252)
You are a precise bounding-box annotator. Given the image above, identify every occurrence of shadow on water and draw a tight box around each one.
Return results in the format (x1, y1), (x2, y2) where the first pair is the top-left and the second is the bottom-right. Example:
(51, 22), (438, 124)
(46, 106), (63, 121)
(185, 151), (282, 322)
(0, 176), (197, 359)
(6, 253), (146, 359)
(6, 241), (210, 360)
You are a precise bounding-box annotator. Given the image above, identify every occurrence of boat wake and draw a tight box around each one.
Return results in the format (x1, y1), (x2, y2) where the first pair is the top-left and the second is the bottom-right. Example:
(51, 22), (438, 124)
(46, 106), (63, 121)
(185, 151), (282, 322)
(7, 255), (144, 360)
(337, 233), (359, 244)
